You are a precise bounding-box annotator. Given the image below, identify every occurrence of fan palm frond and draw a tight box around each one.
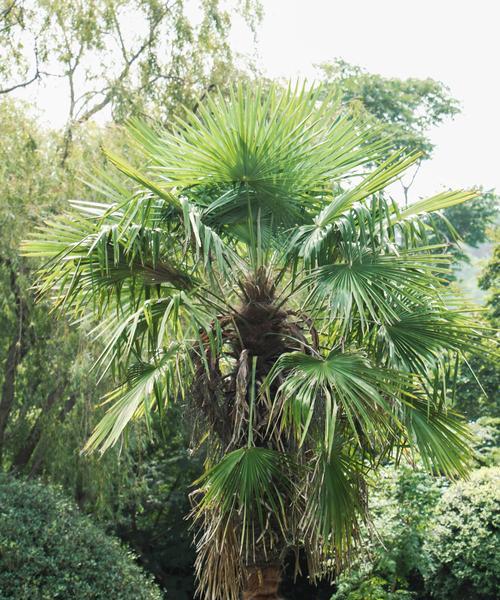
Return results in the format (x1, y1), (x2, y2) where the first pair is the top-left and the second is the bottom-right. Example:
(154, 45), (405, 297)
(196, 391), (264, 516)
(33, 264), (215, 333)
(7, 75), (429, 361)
(267, 350), (404, 452)
(306, 249), (450, 332)
(300, 443), (367, 574)
(123, 84), (392, 230)
(375, 305), (489, 372)
(402, 397), (472, 478)
(84, 343), (190, 453)
(193, 446), (291, 550)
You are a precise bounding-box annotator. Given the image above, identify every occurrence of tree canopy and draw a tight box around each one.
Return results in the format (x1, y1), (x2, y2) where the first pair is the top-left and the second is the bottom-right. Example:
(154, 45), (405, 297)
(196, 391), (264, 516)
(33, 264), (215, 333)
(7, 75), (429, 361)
(317, 59), (459, 157)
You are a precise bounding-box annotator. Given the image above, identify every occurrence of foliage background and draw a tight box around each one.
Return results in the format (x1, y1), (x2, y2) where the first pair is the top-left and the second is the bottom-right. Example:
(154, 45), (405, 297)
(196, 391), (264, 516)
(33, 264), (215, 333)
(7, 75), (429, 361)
(0, 2), (498, 598)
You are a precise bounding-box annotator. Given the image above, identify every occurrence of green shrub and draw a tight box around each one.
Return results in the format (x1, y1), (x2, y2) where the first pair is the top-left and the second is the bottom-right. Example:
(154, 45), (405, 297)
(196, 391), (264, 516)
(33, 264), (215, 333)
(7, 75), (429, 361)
(331, 466), (442, 600)
(424, 467), (500, 600)
(0, 476), (163, 599)
(470, 417), (500, 467)
(332, 572), (415, 600)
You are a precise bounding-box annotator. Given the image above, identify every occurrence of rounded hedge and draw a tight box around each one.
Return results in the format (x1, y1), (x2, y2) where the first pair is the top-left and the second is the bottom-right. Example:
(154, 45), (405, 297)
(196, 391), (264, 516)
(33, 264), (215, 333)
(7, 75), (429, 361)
(424, 467), (500, 600)
(0, 476), (163, 599)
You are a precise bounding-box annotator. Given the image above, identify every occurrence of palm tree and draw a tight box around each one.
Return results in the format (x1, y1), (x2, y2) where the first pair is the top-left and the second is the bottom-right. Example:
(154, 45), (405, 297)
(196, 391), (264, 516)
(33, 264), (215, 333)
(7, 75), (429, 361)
(25, 84), (483, 600)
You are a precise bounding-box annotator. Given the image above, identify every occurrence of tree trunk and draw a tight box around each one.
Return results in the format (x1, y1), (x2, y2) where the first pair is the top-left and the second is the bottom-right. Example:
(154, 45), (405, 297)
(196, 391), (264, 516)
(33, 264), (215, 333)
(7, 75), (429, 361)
(27, 393), (77, 478)
(0, 338), (21, 464)
(242, 565), (283, 600)
(0, 259), (30, 465)
(11, 385), (69, 472)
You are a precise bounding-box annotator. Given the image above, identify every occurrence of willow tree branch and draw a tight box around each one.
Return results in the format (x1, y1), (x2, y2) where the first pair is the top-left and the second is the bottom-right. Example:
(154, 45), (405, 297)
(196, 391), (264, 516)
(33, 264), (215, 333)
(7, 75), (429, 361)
(0, 45), (40, 94)
(73, 4), (172, 125)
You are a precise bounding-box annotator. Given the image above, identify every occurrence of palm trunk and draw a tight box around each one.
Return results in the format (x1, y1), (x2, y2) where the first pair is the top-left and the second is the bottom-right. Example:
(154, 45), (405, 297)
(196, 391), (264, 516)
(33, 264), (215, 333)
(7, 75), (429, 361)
(242, 565), (282, 600)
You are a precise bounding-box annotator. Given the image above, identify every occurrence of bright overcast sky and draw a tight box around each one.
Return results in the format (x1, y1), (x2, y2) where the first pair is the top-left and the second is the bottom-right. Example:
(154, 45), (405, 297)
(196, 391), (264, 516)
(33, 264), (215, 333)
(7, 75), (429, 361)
(229, 0), (500, 198)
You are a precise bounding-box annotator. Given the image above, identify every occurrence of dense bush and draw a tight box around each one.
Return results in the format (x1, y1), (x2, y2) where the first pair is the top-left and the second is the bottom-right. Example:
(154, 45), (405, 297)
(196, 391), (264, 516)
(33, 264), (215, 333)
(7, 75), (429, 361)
(331, 467), (442, 600)
(470, 417), (500, 467)
(0, 476), (163, 599)
(332, 574), (414, 600)
(331, 464), (500, 600)
(424, 467), (500, 600)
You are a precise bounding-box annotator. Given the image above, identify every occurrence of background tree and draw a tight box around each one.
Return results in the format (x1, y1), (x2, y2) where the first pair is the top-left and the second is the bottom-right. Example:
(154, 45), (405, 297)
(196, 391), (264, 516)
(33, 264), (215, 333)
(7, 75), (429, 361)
(0, 0), (262, 160)
(317, 61), (498, 260)
(26, 84), (482, 599)
(453, 231), (500, 419)
(423, 467), (500, 600)
(0, 98), (113, 469)
(329, 464), (500, 600)
(317, 59), (459, 158)
(432, 189), (498, 274)
(478, 240), (500, 324)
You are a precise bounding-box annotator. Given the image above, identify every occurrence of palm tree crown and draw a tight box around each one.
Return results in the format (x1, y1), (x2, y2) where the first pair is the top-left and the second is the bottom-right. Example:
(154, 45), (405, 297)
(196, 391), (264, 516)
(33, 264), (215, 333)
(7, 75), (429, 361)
(25, 84), (484, 600)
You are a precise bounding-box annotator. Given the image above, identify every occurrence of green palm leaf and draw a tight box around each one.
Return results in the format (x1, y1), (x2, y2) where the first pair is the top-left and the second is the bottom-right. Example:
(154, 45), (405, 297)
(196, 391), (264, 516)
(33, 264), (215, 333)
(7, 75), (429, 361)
(193, 446), (291, 556)
(307, 250), (449, 331)
(300, 443), (366, 570)
(268, 350), (403, 451)
(125, 84), (390, 230)
(84, 344), (189, 454)
(377, 306), (488, 372)
(403, 398), (472, 478)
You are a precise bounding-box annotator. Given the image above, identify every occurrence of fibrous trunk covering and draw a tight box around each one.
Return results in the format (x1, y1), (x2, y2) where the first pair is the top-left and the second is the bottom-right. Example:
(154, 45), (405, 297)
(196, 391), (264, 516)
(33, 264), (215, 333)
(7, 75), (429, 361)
(242, 565), (282, 600)
(191, 267), (314, 450)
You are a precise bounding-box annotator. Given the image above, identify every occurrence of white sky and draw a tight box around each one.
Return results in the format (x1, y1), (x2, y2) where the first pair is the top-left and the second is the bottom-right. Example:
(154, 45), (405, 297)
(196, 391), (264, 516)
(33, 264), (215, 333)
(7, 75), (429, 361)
(229, 0), (500, 198)
(21, 0), (500, 199)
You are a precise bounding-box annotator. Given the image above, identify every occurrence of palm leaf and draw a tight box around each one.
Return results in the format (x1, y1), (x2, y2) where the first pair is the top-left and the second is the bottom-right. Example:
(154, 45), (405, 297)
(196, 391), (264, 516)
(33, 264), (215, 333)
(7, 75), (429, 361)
(396, 189), (478, 220)
(128, 84), (391, 231)
(268, 350), (402, 451)
(402, 398), (472, 478)
(193, 446), (291, 557)
(300, 443), (366, 570)
(376, 305), (489, 372)
(84, 343), (189, 453)
(307, 250), (449, 331)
